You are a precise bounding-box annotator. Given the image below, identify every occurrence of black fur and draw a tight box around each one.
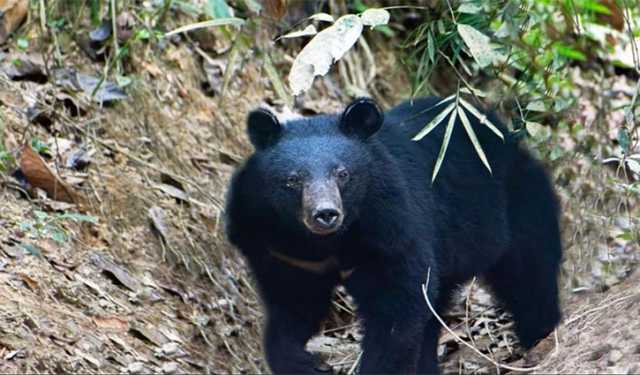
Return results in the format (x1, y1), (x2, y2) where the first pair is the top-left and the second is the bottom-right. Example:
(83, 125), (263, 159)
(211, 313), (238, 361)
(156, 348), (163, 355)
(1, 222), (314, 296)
(225, 97), (562, 374)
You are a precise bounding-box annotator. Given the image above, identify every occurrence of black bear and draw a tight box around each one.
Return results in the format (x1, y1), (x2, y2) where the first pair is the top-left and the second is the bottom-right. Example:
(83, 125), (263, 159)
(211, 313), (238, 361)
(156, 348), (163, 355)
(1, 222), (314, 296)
(225, 97), (562, 374)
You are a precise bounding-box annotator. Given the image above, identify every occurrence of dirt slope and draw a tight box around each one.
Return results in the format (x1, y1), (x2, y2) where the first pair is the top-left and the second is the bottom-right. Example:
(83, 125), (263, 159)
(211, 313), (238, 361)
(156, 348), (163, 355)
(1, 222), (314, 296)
(0, 15), (638, 375)
(535, 269), (640, 374)
(0, 39), (269, 372)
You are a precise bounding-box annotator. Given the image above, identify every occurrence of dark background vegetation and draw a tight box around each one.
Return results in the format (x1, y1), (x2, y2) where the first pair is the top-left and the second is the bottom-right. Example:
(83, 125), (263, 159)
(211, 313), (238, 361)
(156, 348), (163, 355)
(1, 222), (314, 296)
(0, 0), (638, 373)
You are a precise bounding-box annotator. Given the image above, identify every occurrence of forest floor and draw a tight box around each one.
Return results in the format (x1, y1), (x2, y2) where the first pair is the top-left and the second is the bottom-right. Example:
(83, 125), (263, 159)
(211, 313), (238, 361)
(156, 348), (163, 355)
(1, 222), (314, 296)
(1, 6), (640, 375)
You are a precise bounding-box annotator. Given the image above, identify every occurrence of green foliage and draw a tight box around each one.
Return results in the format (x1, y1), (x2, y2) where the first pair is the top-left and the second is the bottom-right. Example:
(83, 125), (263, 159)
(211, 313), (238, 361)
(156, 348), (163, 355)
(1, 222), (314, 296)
(401, 0), (640, 179)
(47, 17), (66, 30)
(405, 0), (637, 116)
(31, 138), (50, 155)
(20, 210), (98, 245)
(89, 0), (102, 26)
(0, 115), (11, 173)
(205, 0), (232, 19)
(0, 146), (12, 173)
(16, 37), (29, 50)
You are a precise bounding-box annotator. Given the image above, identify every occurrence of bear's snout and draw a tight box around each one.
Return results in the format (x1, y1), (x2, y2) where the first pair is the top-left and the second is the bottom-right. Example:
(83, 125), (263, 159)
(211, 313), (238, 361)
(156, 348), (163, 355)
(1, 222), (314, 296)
(313, 208), (341, 229)
(302, 180), (344, 235)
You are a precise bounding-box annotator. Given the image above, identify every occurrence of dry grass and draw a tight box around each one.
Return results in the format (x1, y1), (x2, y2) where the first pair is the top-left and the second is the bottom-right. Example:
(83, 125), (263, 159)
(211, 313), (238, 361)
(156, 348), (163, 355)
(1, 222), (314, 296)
(0, 30), (270, 371)
(0, 7), (639, 375)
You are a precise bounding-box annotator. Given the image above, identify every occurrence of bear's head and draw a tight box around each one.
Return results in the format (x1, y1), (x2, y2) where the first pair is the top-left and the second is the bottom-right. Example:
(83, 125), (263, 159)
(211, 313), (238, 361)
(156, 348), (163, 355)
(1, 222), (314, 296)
(246, 98), (383, 236)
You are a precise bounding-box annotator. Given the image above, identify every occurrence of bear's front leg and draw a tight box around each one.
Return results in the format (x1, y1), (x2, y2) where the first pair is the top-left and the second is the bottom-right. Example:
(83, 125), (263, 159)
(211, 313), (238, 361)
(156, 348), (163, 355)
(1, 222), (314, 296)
(255, 266), (336, 375)
(358, 309), (426, 374)
(264, 302), (331, 374)
(346, 254), (437, 375)
(246, 252), (337, 374)
(351, 277), (432, 375)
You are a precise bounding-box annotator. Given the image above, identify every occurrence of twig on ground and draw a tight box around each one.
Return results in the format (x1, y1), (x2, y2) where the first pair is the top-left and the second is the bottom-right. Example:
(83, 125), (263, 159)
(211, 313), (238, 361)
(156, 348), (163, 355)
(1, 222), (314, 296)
(422, 268), (541, 373)
(565, 293), (636, 326)
(347, 350), (363, 375)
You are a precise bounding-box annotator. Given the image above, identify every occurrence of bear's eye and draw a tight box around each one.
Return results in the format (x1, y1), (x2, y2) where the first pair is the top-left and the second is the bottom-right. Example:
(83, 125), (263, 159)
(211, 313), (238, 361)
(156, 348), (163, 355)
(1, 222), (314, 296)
(337, 168), (349, 181)
(286, 174), (301, 189)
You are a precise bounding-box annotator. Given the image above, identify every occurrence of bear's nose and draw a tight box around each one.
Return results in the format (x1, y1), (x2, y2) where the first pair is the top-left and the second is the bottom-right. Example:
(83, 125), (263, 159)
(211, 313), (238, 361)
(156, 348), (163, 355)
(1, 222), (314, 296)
(313, 209), (340, 228)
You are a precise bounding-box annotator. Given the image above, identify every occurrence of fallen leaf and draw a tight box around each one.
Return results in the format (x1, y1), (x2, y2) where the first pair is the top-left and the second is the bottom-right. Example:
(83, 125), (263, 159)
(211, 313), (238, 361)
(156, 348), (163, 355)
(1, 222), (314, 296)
(158, 283), (187, 303)
(55, 91), (84, 117)
(19, 144), (77, 203)
(3, 348), (25, 360)
(141, 60), (163, 77)
(158, 328), (185, 344)
(53, 68), (128, 104)
(148, 206), (169, 244)
(202, 58), (226, 96)
(93, 316), (129, 333)
(158, 342), (181, 356)
(66, 147), (92, 170)
(90, 253), (141, 292)
(16, 272), (38, 291)
(0, 0), (28, 44)
(154, 183), (188, 203)
(160, 173), (185, 190)
(26, 105), (54, 129)
(263, 0), (286, 20)
(161, 362), (179, 374)
(89, 20), (111, 43)
(76, 349), (102, 369)
(126, 361), (146, 374)
(129, 324), (168, 346)
(47, 137), (74, 156)
(2, 53), (47, 82)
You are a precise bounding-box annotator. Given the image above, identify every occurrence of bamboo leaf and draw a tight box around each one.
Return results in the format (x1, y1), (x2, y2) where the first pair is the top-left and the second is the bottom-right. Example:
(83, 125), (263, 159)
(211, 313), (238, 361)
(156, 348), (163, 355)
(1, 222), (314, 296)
(459, 98), (504, 141)
(309, 12), (334, 23)
(526, 121), (551, 141)
(277, 25), (317, 40)
(263, 52), (292, 108)
(220, 35), (242, 101)
(553, 42), (587, 61)
(433, 94), (456, 108)
(412, 101), (456, 141)
(165, 18), (245, 37)
(427, 30), (435, 63)
(432, 109), (457, 183)
(526, 100), (546, 112)
(458, 107), (492, 174)
(457, 24), (503, 68)
(459, 87), (487, 97)
(58, 213), (98, 223)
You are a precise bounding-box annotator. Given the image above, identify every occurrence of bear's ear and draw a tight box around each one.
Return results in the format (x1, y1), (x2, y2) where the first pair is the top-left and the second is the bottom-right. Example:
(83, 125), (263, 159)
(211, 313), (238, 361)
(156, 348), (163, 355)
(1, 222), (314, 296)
(247, 108), (282, 149)
(340, 98), (383, 140)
